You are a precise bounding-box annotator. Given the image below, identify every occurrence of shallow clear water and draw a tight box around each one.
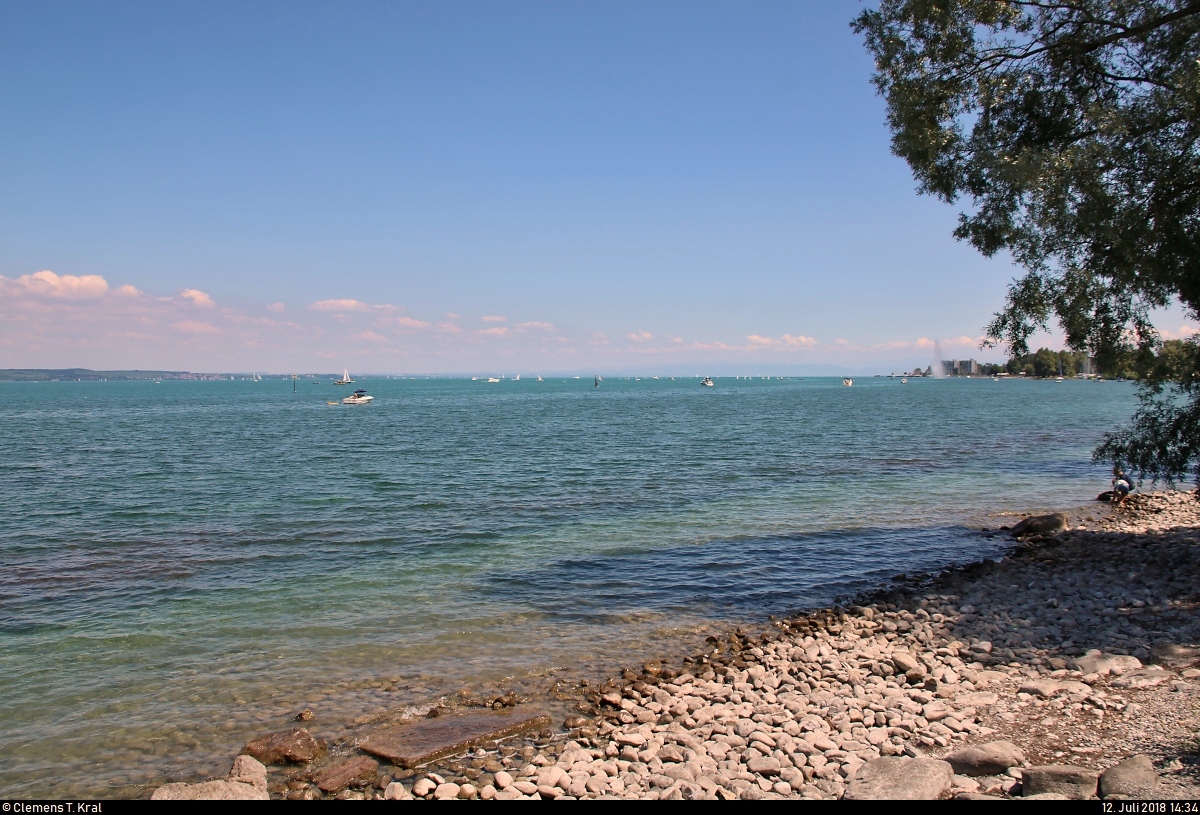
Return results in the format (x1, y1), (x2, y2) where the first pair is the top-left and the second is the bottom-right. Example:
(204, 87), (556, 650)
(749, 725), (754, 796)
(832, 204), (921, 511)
(0, 376), (1135, 796)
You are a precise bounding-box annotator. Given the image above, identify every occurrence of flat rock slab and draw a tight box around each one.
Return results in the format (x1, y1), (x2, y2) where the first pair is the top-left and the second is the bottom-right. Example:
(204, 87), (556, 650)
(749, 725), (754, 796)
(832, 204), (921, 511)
(360, 710), (551, 768)
(315, 756), (379, 793)
(1111, 668), (1170, 689)
(1019, 679), (1091, 698)
(844, 757), (954, 800)
(954, 691), (999, 707)
(1071, 650), (1142, 676)
(1099, 755), (1160, 799)
(1151, 643), (1200, 669)
(1022, 765), (1098, 799)
(943, 741), (1025, 776)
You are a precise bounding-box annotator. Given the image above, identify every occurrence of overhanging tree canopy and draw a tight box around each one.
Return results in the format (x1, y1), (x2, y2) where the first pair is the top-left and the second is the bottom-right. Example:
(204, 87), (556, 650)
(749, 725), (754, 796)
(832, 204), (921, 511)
(853, 0), (1200, 483)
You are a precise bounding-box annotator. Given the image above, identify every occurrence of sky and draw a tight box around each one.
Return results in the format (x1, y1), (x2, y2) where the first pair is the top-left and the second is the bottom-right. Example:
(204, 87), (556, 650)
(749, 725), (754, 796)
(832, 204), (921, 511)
(2, 1), (1192, 375)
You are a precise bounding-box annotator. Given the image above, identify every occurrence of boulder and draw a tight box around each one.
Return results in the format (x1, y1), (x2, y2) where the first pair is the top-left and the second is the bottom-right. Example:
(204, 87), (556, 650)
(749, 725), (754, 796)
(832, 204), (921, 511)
(241, 727), (326, 765)
(843, 757), (954, 800)
(1021, 765), (1098, 799)
(151, 756), (270, 800)
(315, 756), (379, 793)
(1018, 679), (1090, 698)
(1070, 650), (1142, 676)
(943, 741), (1025, 776)
(1009, 513), (1068, 538)
(1099, 755), (1160, 799)
(1111, 668), (1170, 690)
(1150, 643), (1200, 669)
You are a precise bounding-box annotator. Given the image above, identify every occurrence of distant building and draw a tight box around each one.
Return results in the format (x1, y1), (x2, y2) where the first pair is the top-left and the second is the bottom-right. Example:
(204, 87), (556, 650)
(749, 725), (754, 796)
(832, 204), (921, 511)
(943, 359), (979, 376)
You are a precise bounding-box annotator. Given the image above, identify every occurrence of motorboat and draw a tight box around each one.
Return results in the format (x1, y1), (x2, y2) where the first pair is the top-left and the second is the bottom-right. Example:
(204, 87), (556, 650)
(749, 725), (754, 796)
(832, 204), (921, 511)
(487, 377), (500, 383)
(335, 369), (354, 385)
(342, 388), (374, 405)
(843, 378), (853, 386)
(901, 378), (908, 384)
(701, 377), (714, 387)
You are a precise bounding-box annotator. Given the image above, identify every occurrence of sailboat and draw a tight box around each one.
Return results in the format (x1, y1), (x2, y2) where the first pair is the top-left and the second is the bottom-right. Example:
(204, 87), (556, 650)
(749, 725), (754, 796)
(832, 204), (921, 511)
(594, 375), (601, 388)
(335, 369), (354, 385)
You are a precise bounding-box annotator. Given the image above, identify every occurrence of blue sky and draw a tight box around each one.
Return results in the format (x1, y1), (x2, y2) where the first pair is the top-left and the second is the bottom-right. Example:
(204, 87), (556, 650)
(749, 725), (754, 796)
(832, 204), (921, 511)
(3, 1), (1178, 373)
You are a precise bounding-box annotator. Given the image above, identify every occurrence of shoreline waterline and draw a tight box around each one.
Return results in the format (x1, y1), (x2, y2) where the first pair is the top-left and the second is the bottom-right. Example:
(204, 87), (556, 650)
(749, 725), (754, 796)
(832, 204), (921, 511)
(148, 491), (1200, 801)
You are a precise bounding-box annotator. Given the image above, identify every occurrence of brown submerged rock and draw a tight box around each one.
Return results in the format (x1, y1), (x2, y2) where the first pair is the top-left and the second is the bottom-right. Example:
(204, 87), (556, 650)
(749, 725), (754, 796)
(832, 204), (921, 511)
(360, 709), (551, 768)
(315, 756), (379, 793)
(241, 727), (326, 765)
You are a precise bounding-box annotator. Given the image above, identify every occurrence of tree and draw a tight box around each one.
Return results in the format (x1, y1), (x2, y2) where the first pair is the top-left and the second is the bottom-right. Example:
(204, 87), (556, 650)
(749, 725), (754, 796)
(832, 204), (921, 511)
(854, 1), (1200, 483)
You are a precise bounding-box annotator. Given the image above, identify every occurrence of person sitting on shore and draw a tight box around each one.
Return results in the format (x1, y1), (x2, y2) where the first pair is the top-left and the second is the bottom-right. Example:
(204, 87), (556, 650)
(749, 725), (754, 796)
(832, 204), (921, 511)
(1112, 469), (1134, 505)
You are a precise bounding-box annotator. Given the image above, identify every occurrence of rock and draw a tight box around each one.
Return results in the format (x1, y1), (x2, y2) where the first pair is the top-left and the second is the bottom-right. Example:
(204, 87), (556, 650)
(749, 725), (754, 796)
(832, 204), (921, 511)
(892, 653), (921, 674)
(294, 707), (315, 722)
(746, 756), (781, 777)
(151, 756), (270, 800)
(227, 755), (267, 790)
(943, 742), (1025, 776)
(360, 710), (551, 767)
(614, 731), (647, 747)
(922, 701), (951, 722)
(315, 756), (379, 793)
(843, 757), (954, 800)
(494, 770), (513, 789)
(240, 728), (326, 765)
(434, 783), (461, 800)
(1018, 679), (1090, 698)
(384, 781), (412, 800)
(954, 692), (998, 707)
(1009, 513), (1069, 538)
(1150, 643), (1200, 669)
(412, 778), (436, 797)
(1021, 765), (1098, 799)
(151, 780), (270, 800)
(1111, 669), (1170, 689)
(1069, 650), (1142, 676)
(1099, 755), (1160, 799)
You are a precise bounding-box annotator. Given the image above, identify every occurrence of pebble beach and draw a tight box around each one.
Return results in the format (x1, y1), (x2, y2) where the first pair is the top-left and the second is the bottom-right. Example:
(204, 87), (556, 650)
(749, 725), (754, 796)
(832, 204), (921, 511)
(149, 490), (1200, 801)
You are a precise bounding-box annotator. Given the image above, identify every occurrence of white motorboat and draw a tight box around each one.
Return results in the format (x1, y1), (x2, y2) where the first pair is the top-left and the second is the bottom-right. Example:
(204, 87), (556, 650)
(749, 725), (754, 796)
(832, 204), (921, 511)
(843, 378), (853, 386)
(335, 369), (354, 385)
(487, 377), (500, 383)
(342, 388), (374, 405)
(701, 376), (714, 387)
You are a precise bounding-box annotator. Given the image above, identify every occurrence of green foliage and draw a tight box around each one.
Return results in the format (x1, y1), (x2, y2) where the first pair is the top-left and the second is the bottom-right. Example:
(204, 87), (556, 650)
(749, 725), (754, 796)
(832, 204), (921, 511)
(854, 0), (1200, 483)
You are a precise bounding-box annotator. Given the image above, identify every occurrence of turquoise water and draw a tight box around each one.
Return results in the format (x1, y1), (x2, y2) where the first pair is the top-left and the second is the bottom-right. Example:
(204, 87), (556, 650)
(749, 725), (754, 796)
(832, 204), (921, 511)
(0, 376), (1136, 797)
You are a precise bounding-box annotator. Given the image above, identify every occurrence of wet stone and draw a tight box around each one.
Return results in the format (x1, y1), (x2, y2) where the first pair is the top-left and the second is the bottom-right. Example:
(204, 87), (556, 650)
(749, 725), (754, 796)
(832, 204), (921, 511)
(360, 710), (551, 768)
(315, 756), (379, 793)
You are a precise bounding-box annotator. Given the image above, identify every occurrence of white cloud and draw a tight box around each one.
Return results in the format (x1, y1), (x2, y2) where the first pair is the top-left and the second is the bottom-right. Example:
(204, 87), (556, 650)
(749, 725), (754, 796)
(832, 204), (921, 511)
(481, 315), (507, 323)
(179, 289), (215, 308)
(266, 302), (286, 313)
(627, 330), (653, 342)
(0, 270), (110, 299)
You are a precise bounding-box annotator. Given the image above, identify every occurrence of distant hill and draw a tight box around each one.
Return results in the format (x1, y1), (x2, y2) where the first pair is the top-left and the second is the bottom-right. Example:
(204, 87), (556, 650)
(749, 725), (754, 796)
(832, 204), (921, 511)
(0, 369), (188, 381)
